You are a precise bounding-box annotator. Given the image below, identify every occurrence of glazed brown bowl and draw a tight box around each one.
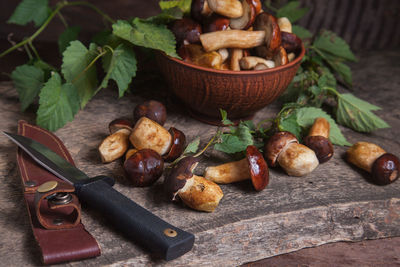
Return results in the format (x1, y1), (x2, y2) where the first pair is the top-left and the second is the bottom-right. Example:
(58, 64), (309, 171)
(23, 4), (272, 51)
(156, 45), (305, 125)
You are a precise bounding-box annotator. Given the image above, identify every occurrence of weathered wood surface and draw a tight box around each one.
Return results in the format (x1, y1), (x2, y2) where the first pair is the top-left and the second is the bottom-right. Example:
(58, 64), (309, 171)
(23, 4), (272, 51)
(0, 49), (399, 266)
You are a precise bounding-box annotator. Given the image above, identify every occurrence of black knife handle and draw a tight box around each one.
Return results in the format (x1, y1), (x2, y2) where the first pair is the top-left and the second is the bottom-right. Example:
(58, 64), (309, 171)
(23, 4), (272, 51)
(75, 178), (194, 261)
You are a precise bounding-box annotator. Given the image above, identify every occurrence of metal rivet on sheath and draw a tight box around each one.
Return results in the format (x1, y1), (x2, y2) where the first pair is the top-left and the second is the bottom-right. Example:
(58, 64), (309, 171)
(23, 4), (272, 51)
(164, 228), (177, 237)
(37, 181), (58, 193)
(53, 218), (64, 225)
(48, 192), (73, 205)
(25, 180), (37, 187)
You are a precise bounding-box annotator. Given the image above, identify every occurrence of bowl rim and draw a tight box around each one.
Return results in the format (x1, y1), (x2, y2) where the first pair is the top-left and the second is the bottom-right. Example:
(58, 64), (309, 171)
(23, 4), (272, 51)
(160, 43), (305, 75)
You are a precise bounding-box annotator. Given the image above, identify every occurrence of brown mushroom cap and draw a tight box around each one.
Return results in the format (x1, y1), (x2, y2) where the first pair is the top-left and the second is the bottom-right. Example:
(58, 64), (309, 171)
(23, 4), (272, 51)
(272, 46), (288, 66)
(133, 100), (167, 126)
(164, 156), (199, 200)
(246, 145), (269, 191)
(203, 14), (230, 33)
(230, 0), (257, 30)
(254, 12), (282, 58)
(264, 131), (298, 167)
(191, 0), (213, 22)
(163, 127), (186, 162)
(303, 136), (334, 164)
(281, 31), (302, 55)
(169, 18), (202, 46)
(108, 118), (133, 134)
(371, 153), (399, 185)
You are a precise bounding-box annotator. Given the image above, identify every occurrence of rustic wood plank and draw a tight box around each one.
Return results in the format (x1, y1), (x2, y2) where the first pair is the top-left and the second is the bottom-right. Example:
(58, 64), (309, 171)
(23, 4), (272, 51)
(0, 49), (399, 266)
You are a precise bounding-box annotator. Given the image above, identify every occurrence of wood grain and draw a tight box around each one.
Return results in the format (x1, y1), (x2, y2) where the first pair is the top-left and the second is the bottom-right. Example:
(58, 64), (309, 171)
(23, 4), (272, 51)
(0, 49), (399, 266)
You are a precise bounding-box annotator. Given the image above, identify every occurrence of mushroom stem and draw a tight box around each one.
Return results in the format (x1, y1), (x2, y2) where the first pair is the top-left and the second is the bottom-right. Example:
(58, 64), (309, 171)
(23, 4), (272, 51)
(99, 129), (130, 163)
(200, 30), (265, 52)
(178, 175), (224, 212)
(207, 0), (243, 18)
(230, 48), (244, 71)
(205, 158), (250, 183)
(277, 17), (292, 33)
(309, 118), (330, 138)
(277, 143), (319, 176)
(239, 56), (275, 70)
(303, 117), (334, 163)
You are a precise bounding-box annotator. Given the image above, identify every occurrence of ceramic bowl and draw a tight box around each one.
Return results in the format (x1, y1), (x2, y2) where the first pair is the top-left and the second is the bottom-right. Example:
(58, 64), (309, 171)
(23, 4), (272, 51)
(156, 45), (305, 125)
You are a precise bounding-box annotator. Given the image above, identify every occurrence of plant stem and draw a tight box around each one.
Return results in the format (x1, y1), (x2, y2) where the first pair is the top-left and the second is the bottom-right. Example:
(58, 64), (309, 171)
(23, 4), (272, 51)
(72, 50), (107, 83)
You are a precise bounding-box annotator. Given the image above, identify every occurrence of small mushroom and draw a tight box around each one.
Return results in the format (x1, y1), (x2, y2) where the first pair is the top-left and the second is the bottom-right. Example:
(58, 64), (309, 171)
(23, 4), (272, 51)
(178, 44), (223, 69)
(129, 117), (172, 156)
(346, 142), (399, 185)
(203, 14), (230, 33)
(207, 0), (243, 18)
(204, 145), (269, 191)
(253, 12), (282, 58)
(239, 56), (275, 70)
(265, 131), (319, 176)
(218, 48), (229, 62)
(281, 31), (302, 55)
(99, 119), (133, 163)
(169, 18), (202, 46)
(163, 127), (186, 162)
(199, 30), (265, 52)
(124, 149), (164, 187)
(191, 0), (213, 22)
(230, 0), (260, 30)
(272, 46), (288, 67)
(277, 17), (292, 33)
(164, 157), (223, 212)
(303, 118), (334, 163)
(133, 100), (167, 126)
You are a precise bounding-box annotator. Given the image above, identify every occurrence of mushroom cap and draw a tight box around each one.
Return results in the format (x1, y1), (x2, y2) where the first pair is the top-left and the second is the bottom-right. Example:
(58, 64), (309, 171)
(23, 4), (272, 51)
(303, 135), (334, 163)
(191, 0), (212, 22)
(203, 14), (230, 33)
(230, 0), (257, 30)
(164, 156), (199, 200)
(273, 46), (288, 67)
(264, 131), (298, 167)
(246, 145), (269, 191)
(169, 18), (202, 46)
(123, 149), (164, 187)
(253, 12), (281, 58)
(281, 31), (302, 55)
(108, 118), (133, 134)
(133, 100), (167, 126)
(163, 127), (187, 162)
(371, 153), (399, 185)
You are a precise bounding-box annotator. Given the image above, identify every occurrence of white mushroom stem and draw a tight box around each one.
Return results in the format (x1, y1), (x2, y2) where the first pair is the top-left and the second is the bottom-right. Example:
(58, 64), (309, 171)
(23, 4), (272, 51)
(277, 17), (292, 33)
(277, 143), (319, 176)
(99, 129), (130, 163)
(207, 0), (243, 18)
(288, 52), (296, 62)
(230, 48), (244, 71)
(346, 142), (386, 173)
(200, 30), (265, 52)
(239, 56), (275, 70)
(254, 63), (269, 70)
(309, 117), (330, 138)
(129, 117), (172, 155)
(178, 175), (224, 212)
(204, 158), (250, 183)
(218, 48), (229, 62)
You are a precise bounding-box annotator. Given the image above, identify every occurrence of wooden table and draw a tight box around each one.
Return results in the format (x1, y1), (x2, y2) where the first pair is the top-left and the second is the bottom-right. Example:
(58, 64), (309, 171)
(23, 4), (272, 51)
(0, 49), (399, 266)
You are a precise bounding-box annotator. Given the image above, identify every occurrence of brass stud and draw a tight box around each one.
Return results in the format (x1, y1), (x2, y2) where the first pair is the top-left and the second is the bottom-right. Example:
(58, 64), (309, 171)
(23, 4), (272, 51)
(37, 181), (58, 193)
(164, 228), (177, 237)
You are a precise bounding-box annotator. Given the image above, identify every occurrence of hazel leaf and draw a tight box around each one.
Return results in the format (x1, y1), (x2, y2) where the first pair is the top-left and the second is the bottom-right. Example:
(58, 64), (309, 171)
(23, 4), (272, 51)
(7, 0), (49, 27)
(58, 26), (81, 55)
(183, 137), (200, 154)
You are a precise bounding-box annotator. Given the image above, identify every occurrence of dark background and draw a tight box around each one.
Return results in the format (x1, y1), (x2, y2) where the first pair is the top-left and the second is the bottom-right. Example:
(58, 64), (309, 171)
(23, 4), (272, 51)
(1, 0), (399, 80)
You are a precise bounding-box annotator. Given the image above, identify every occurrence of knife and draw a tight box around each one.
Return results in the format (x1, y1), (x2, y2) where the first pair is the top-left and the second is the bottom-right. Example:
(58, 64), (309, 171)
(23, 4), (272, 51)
(4, 132), (194, 261)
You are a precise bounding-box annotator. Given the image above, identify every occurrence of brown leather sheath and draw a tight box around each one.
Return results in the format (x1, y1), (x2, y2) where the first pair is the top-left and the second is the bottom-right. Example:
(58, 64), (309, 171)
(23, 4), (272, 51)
(16, 120), (101, 265)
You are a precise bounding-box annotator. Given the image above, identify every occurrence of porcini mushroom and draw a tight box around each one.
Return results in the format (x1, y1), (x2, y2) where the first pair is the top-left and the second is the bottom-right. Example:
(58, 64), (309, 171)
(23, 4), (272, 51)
(230, 0), (260, 30)
(99, 119), (133, 163)
(207, 0), (243, 18)
(124, 149), (164, 187)
(204, 145), (269, 191)
(281, 31), (302, 55)
(133, 100), (167, 126)
(199, 30), (265, 52)
(277, 17), (292, 33)
(303, 118), (334, 163)
(169, 18), (202, 46)
(346, 142), (399, 185)
(239, 56), (275, 70)
(178, 44), (223, 69)
(253, 12), (281, 58)
(191, 0), (213, 22)
(265, 131), (319, 176)
(203, 14), (230, 33)
(164, 157), (223, 212)
(272, 46), (288, 67)
(163, 127), (186, 162)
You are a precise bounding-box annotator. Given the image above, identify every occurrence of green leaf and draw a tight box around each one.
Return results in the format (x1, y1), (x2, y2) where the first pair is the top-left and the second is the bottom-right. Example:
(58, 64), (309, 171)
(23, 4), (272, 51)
(183, 137), (200, 154)
(292, 25), (312, 40)
(36, 72), (80, 131)
(236, 123), (254, 147)
(91, 30), (113, 46)
(318, 71), (336, 89)
(220, 109), (234, 125)
(61, 40), (99, 108)
(11, 64), (45, 111)
(58, 26), (81, 55)
(112, 19), (178, 58)
(336, 93), (389, 132)
(7, 0), (49, 27)
(296, 107), (351, 146)
(214, 134), (247, 154)
(278, 112), (302, 139)
(144, 7), (183, 24)
(313, 30), (356, 62)
(241, 120), (256, 131)
(159, 0), (192, 14)
(101, 43), (137, 97)
(276, 1), (309, 23)
(329, 60), (352, 85)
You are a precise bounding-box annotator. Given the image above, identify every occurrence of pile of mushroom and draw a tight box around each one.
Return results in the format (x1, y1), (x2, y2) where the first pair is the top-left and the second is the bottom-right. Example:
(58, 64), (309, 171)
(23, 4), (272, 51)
(169, 0), (301, 71)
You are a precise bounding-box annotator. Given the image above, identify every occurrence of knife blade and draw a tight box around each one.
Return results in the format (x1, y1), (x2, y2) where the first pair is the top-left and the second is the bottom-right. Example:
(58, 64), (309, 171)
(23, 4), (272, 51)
(4, 132), (194, 261)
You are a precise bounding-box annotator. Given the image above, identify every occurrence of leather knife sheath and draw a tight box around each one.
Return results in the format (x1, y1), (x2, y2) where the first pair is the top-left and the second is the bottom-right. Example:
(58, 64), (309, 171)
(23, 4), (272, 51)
(16, 120), (101, 265)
